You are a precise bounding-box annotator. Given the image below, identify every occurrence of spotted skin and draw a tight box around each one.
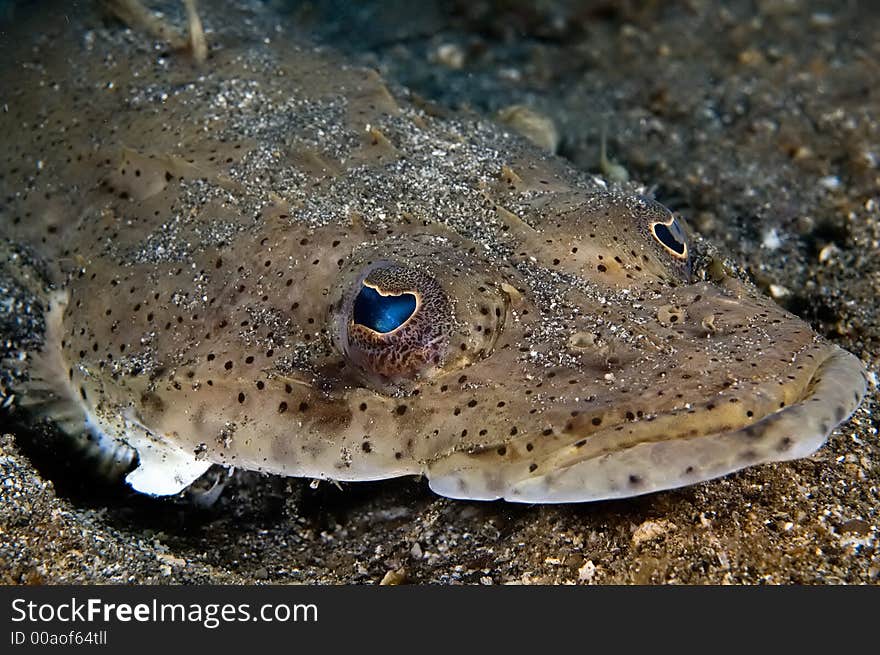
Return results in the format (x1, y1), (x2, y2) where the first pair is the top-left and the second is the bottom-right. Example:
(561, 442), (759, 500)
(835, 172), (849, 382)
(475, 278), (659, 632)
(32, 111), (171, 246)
(0, 1), (868, 501)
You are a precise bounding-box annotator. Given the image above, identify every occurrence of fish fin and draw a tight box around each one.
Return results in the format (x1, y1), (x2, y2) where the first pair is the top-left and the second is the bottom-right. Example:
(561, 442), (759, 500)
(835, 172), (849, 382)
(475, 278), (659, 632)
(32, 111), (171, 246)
(12, 288), (211, 496)
(427, 346), (867, 503)
(101, 0), (187, 48)
(11, 290), (211, 496)
(8, 290), (137, 480)
(101, 0), (207, 62)
(122, 433), (212, 496)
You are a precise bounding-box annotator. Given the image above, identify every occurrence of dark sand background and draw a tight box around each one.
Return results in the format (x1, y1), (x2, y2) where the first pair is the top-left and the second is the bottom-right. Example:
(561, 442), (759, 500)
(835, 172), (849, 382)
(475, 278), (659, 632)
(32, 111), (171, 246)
(1, 0), (878, 583)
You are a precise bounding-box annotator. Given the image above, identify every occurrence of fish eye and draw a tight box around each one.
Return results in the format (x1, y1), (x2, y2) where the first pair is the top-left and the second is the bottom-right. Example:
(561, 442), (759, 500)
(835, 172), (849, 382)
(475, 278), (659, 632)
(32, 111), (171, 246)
(650, 216), (688, 260)
(334, 261), (453, 383)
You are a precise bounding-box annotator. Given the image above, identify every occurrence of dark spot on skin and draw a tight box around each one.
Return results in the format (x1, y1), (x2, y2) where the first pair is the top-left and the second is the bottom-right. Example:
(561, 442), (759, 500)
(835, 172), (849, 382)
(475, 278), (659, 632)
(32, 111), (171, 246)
(591, 417), (602, 426)
(278, 402), (288, 414)
(820, 422), (830, 434)
(238, 392), (245, 403)
(777, 437), (793, 452)
(396, 405), (407, 415)
(529, 463), (538, 473)
(140, 391), (165, 414)
(362, 441), (372, 453)
(574, 439), (587, 448)
(684, 466), (694, 475)
(628, 474), (642, 486)
(834, 406), (845, 422)
(497, 446), (507, 456)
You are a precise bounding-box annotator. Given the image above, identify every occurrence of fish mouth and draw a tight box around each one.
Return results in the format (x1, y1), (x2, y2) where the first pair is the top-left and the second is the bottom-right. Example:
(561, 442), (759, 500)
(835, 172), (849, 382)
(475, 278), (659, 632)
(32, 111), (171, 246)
(426, 346), (869, 503)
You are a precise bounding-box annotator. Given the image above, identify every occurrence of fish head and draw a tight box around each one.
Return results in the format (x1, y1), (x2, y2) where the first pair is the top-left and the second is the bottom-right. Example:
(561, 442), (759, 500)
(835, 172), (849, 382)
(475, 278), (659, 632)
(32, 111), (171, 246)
(308, 185), (867, 503)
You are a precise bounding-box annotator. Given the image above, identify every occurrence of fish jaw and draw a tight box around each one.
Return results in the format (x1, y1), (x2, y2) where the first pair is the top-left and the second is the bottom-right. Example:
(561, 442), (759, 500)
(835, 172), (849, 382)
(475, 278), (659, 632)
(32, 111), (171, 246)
(426, 345), (868, 503)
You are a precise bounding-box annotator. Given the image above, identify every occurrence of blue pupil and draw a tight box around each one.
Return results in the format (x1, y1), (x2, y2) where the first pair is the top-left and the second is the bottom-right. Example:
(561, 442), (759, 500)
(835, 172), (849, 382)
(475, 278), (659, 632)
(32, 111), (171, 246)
(353, 285), (417, 334)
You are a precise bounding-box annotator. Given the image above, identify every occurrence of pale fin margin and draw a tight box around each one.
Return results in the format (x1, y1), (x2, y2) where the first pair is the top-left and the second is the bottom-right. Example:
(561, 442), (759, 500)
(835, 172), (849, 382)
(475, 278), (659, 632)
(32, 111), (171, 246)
(124, 434), (212, 496)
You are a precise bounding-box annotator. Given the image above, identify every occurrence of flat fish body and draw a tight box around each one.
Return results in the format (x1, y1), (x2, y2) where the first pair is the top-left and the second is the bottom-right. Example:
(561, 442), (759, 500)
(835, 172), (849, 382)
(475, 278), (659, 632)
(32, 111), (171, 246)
(0, 1), (869, 501)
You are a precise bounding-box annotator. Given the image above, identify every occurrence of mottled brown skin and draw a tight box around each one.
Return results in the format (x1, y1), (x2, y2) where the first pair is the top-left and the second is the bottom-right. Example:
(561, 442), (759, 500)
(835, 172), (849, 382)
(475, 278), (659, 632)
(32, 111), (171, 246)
(0, 1), (868, 501)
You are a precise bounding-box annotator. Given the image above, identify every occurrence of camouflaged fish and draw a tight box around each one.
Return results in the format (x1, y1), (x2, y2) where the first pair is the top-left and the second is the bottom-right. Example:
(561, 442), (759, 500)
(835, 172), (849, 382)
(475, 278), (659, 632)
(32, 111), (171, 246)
(0, 0), (869, 502)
